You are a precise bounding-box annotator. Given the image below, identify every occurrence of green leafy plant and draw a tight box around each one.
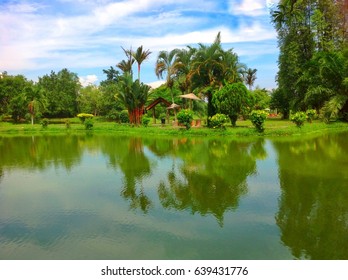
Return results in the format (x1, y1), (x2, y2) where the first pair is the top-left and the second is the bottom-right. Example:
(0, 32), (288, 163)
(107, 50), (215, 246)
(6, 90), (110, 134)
(119, 110), (130, 123)
(141, 117), (150, 127)
(84, 118), (94, 130)
(306, 109), (317, 123)
(291, 111), (307, 127)
(250, 110), (268, 132)
(41, 118), (49, 128)
(209, 113), (228, 129)
(77, 113), (94, 123)
(177, 109), (194, 129)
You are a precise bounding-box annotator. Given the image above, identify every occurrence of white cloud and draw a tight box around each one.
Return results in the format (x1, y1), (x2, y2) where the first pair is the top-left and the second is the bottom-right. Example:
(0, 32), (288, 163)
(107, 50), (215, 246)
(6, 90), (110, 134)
(229, 0), (268, 16)
(79, 75), (98, 86)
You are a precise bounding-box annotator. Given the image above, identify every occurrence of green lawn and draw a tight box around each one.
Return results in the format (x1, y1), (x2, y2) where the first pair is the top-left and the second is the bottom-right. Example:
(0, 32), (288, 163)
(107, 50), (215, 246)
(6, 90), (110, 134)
(1, 118), (348, 138)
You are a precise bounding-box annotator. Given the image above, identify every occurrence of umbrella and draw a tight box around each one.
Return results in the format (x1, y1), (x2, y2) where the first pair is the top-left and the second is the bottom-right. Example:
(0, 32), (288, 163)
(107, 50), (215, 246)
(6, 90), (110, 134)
(178, 93), (201, 109)
(166, 103), (180, 110)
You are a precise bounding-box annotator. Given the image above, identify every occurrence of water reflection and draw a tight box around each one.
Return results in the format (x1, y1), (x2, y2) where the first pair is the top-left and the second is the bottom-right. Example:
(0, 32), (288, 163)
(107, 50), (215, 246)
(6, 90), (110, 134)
(273, 133), (348, 259)
(1, 132), (348, 259)
(157, 138), (257, 226)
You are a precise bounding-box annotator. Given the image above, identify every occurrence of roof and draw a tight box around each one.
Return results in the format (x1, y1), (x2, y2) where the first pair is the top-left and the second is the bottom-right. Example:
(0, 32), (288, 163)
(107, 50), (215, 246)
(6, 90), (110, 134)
(145, 97), (171, 111)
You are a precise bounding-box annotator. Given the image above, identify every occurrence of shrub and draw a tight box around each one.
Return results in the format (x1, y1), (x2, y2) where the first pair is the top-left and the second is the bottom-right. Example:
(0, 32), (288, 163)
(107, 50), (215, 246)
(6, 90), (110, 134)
(77, 113), (94, 123)
(65, 119), (71, 129)
(306, 109), (317, 123)
(209, 113), (228, 129)
(41, 118), (49, 128)
(119, 110), (130, 123)
(250, 110), (268, 132)
(291, 111), (307, 127)
(142, 117), (150, 127)
(177, 109), (194, 129)
(84, 118), (94, 130)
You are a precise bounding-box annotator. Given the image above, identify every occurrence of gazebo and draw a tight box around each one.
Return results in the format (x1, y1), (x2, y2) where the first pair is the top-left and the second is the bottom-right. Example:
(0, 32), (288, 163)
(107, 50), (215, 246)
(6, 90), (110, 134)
(145, 97), (172, 124)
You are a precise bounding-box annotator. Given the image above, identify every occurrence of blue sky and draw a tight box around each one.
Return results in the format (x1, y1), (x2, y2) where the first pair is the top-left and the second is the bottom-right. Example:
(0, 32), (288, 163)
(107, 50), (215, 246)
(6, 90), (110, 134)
(0, 0), (279, 89)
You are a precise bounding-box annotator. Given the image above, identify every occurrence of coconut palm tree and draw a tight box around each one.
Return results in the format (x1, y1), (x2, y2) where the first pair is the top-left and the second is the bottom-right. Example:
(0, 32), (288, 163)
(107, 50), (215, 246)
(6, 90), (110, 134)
(155, 49), (180, 104)
(244, 68), (257, 91)
(132, 45), (151, 82)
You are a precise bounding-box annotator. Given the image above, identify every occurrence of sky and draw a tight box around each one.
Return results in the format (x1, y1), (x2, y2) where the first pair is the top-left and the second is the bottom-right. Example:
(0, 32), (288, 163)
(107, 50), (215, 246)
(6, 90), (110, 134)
(0, 0), (280, 89)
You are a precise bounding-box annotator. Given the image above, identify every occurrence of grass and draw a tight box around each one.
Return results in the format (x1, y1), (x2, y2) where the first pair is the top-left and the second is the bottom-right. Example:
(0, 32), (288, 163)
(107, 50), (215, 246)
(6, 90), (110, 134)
(1, 118), (348, 138)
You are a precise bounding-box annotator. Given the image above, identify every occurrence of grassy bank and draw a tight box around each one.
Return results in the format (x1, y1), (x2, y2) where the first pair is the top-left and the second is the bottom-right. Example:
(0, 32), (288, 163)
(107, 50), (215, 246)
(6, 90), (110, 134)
(1, 118), (348, 138)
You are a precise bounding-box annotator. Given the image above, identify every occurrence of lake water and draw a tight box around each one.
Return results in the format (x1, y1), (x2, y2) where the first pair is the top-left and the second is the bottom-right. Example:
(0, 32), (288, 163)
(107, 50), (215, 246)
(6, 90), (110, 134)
(0, 132), (347, 260)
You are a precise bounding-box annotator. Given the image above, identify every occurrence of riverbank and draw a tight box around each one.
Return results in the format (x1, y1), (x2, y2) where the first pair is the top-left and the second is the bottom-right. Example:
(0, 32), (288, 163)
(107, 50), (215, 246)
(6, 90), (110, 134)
(1, 119), (348, 138)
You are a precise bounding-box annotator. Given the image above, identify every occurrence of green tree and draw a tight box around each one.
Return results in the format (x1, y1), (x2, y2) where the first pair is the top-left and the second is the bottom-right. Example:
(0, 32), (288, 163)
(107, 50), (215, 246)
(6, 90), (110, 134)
(243, 68), (257, 91)
(77, 85), (103, 116)
(132, 45), (151, 82)
(212, 82), (251, 126)
(115, 74), (151, 125)
(38, 68), (80, 118)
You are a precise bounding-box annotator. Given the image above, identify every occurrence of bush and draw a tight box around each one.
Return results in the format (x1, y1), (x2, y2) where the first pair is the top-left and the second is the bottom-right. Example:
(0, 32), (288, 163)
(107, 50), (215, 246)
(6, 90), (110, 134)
(65, 119), (71, 129)
(41, 118), (49, 128)
(84, 118), (94, 130)
(250, 110), (268, 132)
(291, 111), (307, 127)
(209, 113), (228, 129)
(306, 109), (317, 123)
(177, 109), (194, 129)
(119, 110), (130, 123)
(142, 117), (150, 127)
(77, 113), (94, 123)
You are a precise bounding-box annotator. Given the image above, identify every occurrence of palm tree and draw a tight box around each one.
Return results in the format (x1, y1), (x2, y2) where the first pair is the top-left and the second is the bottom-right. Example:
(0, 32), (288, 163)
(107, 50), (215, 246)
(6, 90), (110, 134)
(244, 68), (257, 91)
(155, 49), (180, 103)
(188, 32), (225, 120)
(174, 47), (196, 95)
(132, 45), (151, 82)
(116, 73), (151, 125)
(117, 47), (135, 76)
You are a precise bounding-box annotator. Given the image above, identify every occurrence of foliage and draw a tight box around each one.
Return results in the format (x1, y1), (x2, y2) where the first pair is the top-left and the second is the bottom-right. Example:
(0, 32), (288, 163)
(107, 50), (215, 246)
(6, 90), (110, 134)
(250, 110), (268, 132)
(306, 109), (317, 123)
(271, 0), (347, 118)
(141, 117), (151, 127)
(243, 68), (257, 90)
(38, 68), (80, 118)
(252, 87), (271, 110)
(115, 74), (151, 125)
(77, 85), (103, 116)
(77, 113), (94, 123)
(291, 112), (307, 128)
(212, 82), (251, 127)
(132, 45), (151, 82)
(84, 118), (94, 130)
(119, 110), (130, 123)
(177, 109), (194, 129)
(41, 118), (49, 128)
(209, 113), (228, 129)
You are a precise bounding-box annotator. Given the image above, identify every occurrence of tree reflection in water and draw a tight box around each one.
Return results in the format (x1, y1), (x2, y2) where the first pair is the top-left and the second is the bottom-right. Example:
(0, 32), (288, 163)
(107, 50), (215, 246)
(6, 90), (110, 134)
(156, 138), (258, 226)
(273, 133), (348, 259)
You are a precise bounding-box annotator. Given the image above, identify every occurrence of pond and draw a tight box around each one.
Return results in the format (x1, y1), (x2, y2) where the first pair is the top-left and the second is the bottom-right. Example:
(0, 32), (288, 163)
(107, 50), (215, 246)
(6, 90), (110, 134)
(0, 132), (347, 260)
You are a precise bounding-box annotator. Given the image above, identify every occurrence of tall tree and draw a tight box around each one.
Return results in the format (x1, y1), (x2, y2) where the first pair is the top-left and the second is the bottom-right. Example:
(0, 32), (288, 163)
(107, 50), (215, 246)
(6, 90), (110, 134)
(38, 68), (80, 118)
(117, 47), (135, 76)
(155, 49), (180, 104)
(115, 73), (151, 125)
(132, 45), (151, 82)
(244, 68), (257, 91)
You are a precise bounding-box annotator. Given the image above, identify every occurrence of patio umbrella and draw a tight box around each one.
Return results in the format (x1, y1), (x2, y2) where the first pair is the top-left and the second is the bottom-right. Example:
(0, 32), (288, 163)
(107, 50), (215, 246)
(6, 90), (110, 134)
(178, 93), (201, 109)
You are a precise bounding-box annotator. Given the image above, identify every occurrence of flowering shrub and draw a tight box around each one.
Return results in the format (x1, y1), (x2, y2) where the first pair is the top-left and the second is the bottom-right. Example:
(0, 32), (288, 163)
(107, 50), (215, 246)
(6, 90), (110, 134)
(209, 114), (228, 129)
(177, 109), (194, 129)
(250, 110), (268, 132)
(291, 112), (307, 127)
(77, 113), (94, 123)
